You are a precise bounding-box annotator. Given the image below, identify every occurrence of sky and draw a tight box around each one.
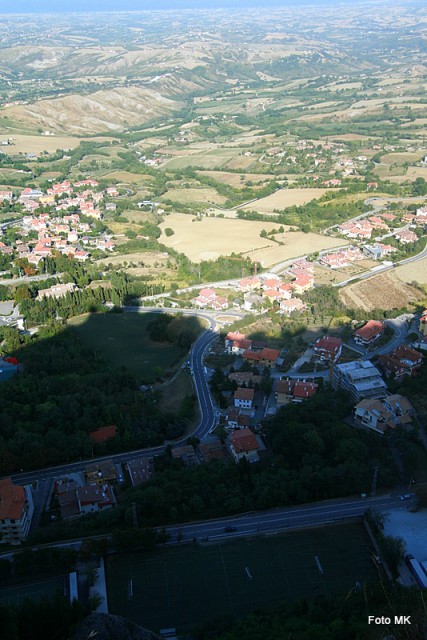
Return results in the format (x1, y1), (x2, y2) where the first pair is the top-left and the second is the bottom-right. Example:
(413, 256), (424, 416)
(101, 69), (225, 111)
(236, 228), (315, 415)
(2, 0), (335, 13)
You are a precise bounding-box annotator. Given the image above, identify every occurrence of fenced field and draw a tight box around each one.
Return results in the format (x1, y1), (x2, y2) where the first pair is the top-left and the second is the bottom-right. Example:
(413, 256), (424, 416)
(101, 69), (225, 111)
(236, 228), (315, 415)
(0, 575), (67, 607)
(106, 523), (377, 632)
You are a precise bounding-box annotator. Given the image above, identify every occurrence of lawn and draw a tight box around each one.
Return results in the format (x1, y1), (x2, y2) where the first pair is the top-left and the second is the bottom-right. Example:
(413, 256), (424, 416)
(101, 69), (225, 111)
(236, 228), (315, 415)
(0, 576), (67, 607)
(68, 312), (192, 382)
(105, 523), (377, 632)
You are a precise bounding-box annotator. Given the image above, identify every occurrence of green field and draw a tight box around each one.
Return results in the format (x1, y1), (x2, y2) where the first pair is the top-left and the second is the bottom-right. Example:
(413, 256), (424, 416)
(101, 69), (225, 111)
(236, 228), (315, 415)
(68, 312), (192, 382)
(106, 523), (377, 632)
(0, 576), (67, 607)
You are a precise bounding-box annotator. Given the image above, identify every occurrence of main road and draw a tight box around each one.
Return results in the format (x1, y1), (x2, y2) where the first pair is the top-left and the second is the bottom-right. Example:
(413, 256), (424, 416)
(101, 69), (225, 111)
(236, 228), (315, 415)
(10, 308), (223, 487)
(164, 493), (411, 542)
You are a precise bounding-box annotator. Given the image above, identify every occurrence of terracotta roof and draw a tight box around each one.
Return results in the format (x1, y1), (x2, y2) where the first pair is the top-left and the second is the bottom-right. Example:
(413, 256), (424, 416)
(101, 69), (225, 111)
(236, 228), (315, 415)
(354, 320), (384, 341)
(260, 348), (280, 361)
(234, 387), (255, 401)
(0, 478), (26, 521)
(293, 381), (318, 399)
(314, 336), (343, 354)
(230, 428), (259, 452)
(89, 425), (117, 444)
(243, 349), (262, 361)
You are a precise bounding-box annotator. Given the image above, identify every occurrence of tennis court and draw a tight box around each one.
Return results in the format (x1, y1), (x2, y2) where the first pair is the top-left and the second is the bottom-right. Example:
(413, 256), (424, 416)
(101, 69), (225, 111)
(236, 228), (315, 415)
(0, 575), (67, 607)
(106, 523), (377, 631)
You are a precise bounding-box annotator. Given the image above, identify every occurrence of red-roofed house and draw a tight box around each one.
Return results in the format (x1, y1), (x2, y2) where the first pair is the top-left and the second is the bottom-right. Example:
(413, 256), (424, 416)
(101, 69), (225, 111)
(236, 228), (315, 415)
(259, 347), (280, 368)
(234, 387), (255, 409)
(239, 276), (260, 292)
(293, 381), (318, 402)
(313, 336), (343, 364)
(243, 349), (262, 363)
(89, 425), (117, 445)
(229, 428), (264, 463)
(230, 338), (253, 355)
(291, 275), (314, 293)
(353, 320), (384, 346)
(0, 478), (34, 544)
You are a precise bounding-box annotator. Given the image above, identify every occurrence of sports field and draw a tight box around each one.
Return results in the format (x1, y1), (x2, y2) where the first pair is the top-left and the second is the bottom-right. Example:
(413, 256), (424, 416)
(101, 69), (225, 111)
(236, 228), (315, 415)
(105, 523), (377, 632)
(0, 576), (67, 607)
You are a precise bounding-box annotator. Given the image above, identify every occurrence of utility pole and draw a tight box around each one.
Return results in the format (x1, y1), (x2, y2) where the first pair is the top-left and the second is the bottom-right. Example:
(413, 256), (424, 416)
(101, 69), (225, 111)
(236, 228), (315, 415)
(371, 465), (379, 497)
(132, 502), (138, 529)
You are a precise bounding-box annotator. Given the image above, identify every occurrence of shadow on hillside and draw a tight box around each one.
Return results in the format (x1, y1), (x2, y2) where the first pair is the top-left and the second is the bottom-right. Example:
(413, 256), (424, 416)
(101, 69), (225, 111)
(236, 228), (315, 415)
(0, 309), (204, 473)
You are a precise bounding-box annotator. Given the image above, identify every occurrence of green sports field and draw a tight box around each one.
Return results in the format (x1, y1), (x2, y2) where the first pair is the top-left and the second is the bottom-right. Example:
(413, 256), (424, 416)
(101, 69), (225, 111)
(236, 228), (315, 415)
(106, 523), (377, 632)
(0, 575), (67, 607)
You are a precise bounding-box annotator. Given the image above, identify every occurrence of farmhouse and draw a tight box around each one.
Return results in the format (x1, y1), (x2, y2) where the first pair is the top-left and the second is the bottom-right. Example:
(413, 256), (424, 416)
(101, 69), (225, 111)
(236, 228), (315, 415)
(353, 320), (384, 346)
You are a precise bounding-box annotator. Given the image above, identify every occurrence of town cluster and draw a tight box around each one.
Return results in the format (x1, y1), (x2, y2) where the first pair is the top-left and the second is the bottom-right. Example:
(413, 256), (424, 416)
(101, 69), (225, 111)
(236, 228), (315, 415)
(0, 181), (116, 268)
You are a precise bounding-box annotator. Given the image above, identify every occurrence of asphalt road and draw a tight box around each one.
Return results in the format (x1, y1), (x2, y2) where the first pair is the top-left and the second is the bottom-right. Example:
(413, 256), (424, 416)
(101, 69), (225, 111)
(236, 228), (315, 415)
(10, 320), (220, 487)
(164, 493), (412, 542)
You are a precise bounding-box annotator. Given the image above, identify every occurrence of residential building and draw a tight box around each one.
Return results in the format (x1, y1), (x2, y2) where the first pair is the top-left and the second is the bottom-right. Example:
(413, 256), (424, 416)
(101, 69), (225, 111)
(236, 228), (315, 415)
(384, 394), (414, 426)
(76, 484), (115, 515)
(229, 428), (265, 463)
(419, 310), (427, 336)
(276, 378), (318, 404)
(85, 460), (117, 485)
(395, 229), (418, 244)
(36, 282), (79, 300)
(126, 457), (154, 487)
(228, 372), (261, 387)
(332, 360), (387, 402)
(293, 381), (318, 402)
(378, 346), (423, 379)
(199, 435), (225, 461)
(275, 379), (294, 405)
(228, 338), (253, 356)
(313, 336), (343, 364)
(171, 445), (197, 465)
(234, 387), (254, 409)
(280, 298), (306, 315)
(0, 478), (34, 544)
(259, 347), (280, 368)
(353, 320), (384, 346)
(354, 399), (393, 434)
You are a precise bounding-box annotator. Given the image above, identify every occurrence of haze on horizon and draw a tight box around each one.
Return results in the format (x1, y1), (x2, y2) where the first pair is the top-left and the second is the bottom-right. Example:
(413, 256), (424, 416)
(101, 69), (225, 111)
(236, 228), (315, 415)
(0, 0), (379, 14)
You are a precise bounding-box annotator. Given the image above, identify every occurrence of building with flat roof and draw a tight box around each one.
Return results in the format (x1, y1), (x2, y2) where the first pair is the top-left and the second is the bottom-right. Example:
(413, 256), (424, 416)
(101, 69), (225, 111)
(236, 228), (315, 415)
(332, 360), (387, 402)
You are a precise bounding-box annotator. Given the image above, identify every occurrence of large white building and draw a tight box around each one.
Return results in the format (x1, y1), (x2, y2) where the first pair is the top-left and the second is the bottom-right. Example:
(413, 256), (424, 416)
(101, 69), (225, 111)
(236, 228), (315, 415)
(332, 360), (387, 402)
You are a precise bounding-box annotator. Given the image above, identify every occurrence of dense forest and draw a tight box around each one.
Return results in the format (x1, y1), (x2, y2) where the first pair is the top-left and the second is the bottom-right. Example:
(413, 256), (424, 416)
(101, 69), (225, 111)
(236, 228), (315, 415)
(0, 318), (196, 472)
